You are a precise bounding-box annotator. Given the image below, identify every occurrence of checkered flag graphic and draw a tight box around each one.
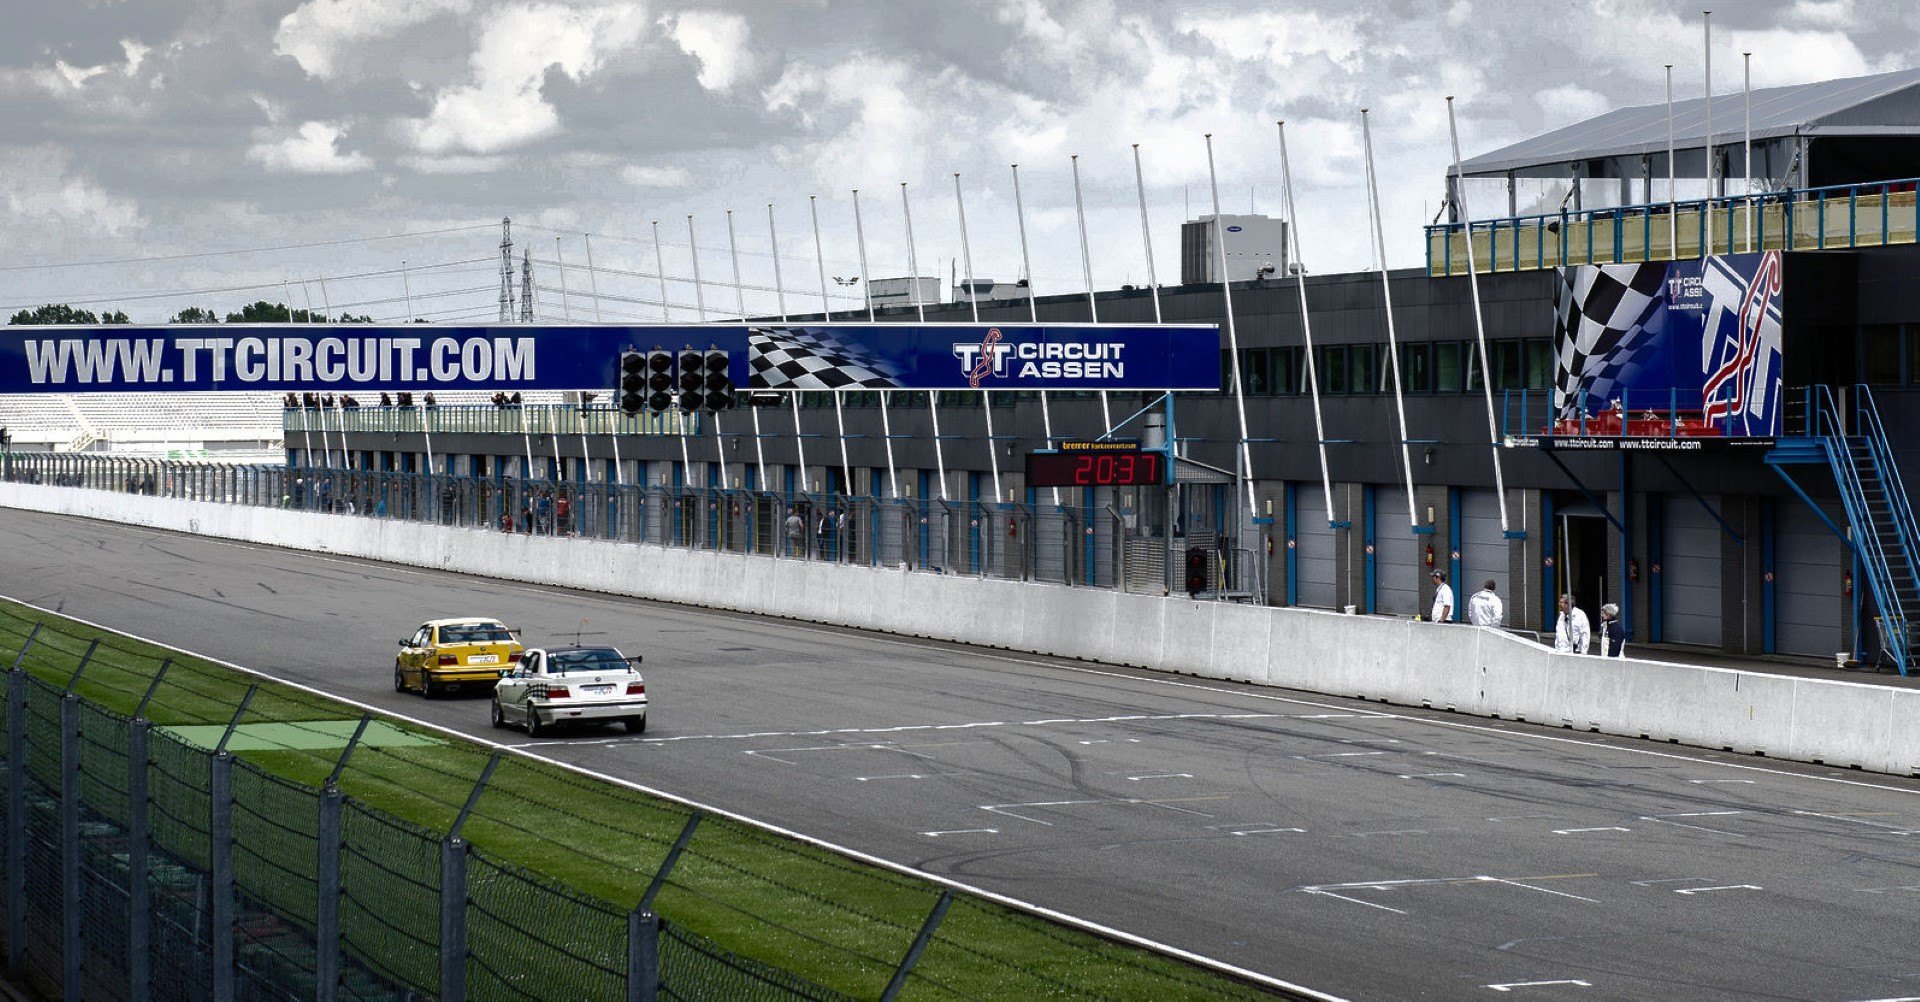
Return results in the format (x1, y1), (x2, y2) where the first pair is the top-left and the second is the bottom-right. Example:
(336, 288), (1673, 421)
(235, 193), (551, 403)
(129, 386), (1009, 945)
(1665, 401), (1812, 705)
(1551, 263), (1667, 418)
(747, 327), (902, 390)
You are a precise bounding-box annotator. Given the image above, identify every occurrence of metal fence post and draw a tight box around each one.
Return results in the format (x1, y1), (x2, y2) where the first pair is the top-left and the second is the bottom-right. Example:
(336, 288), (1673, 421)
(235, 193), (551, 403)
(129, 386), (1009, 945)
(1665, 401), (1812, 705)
(441, 751), (501, 1001)
(314, 714), (369, 1002)
(125, 659), (167, 1002)
(59, 692), (81, 1002)
(209, 686), (255, 1002)
(4, 624), (36, 975)
(880, 889), (953, 1002)
(624, 910), (659, 1002)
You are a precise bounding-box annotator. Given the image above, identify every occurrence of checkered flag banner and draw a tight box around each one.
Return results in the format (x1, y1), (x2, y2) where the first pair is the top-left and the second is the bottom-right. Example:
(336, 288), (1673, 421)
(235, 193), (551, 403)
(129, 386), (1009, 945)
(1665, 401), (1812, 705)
(748, 326), (902, 390)
(1551, 262), (1667, 419)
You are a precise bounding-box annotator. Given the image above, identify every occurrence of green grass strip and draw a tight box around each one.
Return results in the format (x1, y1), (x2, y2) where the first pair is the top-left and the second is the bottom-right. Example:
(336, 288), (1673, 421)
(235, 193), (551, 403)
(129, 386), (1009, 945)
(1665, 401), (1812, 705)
(0, 598), (1282, 1000)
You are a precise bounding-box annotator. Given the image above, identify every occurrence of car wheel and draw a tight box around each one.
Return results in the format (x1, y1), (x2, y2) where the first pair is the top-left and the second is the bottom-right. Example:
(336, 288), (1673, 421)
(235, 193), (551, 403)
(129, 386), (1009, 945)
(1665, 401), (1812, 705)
(625, 716), (647, 734)
(393, 665), (406, 693)
(526, 708), (546, 737)
(490, 697), (506, 729)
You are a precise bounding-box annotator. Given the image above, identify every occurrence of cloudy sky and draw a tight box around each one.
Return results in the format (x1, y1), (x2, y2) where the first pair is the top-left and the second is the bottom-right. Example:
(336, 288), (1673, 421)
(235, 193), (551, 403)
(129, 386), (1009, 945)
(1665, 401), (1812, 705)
(3, 0), (1913, 323)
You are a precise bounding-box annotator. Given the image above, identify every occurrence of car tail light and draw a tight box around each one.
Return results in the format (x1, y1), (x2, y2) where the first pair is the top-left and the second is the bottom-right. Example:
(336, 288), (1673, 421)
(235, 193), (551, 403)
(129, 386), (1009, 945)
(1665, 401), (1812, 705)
(437, 655), (457, 666)
(543, 685), (571, 699)
(626, 683), (646, 695)
(507, 652), (522, 662)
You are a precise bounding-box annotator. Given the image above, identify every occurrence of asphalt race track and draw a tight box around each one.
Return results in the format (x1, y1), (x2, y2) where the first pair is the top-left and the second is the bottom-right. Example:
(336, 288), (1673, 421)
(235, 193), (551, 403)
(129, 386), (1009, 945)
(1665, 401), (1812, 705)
(8, 506), (1920, 1001)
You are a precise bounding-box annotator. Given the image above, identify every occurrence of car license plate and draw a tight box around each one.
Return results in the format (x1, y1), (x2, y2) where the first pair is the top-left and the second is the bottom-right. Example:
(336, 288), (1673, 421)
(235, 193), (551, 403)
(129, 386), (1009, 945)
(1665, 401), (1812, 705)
(584, 684), (615, 695)
(468, 654), (499, 664)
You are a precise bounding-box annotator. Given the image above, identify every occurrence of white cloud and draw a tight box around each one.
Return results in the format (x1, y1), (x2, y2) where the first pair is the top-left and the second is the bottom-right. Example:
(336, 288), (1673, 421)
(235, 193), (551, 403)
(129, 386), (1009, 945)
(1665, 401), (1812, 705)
(1786, 0), (1857, 28)
(406, 1), (647, 156)
(274, 0), (473, 80)
(1725, 28), (1889, 87)
(398, 153), (512, 174)
(246, 121), (374, 173)
(764, 55), (936, 185)
(1535, 84), (1610, 128)
(662, 10), (752, 92)
(0, 145), (145, 237)
(620, 164), (690, 186)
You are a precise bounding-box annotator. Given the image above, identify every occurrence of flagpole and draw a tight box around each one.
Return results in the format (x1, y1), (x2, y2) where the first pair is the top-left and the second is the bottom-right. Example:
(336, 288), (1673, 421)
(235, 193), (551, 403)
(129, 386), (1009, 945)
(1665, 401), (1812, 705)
(1131, 144), (1163, 324)
(901, 181), (948, 500)
(1360, 110), (1418, 531)
(797, 200), (850, 497)
(1277, 121), (1336, 523)
(555, 237), (572, 319)
(1445, 99), (1512, 536)
(726, 209), (761, 491)
(1743, 50), (1754, 252)
(1703, 9), (1714, 258)
(583, 231), (613, 485)
(955, 172), (1001, 500)
(1070, 154), (1114, 431)
(1203, 134), (1257, 513)
(851, 189), (895, 497)
(584, 233), (603, 322)
(1666, 64), (1677, 256)
(1012, 164), (1059, 505)
(651, 220), (671, 321)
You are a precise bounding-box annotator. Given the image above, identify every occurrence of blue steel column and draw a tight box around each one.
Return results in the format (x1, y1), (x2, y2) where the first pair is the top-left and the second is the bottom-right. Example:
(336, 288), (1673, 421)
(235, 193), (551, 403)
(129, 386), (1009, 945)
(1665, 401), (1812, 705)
(1284, 483), (1298, 607)
(1761, 499), (1777, 654)
(1362, 486), (1377, 614)
(1541, 492), (1558, 626)
(1448, 488), (1464, 620)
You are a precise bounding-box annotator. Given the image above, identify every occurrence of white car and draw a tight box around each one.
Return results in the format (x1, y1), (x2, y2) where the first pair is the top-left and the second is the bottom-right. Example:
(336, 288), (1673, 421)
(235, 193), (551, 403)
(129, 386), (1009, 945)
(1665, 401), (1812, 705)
(491, 645), (647, 737)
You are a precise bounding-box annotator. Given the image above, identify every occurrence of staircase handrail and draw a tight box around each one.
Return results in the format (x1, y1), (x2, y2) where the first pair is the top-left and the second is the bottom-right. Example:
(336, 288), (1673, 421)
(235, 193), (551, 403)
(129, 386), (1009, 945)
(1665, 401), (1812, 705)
(1808, 384), (1909, 670)
(1854, 383), (1920, 591)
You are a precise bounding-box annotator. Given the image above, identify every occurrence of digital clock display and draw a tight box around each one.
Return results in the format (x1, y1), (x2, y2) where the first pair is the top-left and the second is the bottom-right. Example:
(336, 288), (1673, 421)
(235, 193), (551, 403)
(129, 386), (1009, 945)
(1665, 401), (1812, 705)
(1025, 450), (1164, 487)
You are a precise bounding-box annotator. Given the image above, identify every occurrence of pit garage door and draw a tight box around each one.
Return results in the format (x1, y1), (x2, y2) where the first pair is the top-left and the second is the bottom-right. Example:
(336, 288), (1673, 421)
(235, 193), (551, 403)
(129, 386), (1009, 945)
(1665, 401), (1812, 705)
(1775, 502), (1846, 657)
(1663, 496), (1722, 647)
(1460, 490), (1509, 619)
(1373, 487), (1418, 616)
(1295, 485), (1338, 609)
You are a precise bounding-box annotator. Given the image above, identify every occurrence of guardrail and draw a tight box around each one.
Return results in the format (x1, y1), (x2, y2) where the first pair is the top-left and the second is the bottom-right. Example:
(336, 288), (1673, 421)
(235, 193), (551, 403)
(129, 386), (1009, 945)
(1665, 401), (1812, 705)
(0, 453), (1264, 600)
(1427, 177), (1920, 276)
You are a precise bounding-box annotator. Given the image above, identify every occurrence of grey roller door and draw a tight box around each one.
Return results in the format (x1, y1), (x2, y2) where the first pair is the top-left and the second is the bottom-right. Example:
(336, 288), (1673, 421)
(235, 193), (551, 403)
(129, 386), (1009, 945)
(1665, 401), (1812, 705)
(1663, 496), (1722, 647)
(1461, 490), (1509, 608)
(1373, 487), (1418, 616)
(1295, 485), (1337, 609)
(1776, 502), (1845, 657)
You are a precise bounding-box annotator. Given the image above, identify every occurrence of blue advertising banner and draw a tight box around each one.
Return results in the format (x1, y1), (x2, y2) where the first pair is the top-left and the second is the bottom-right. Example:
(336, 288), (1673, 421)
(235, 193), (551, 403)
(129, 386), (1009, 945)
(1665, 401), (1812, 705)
(0, 322), (1219, 394)
(1550, 250), (1784, 438)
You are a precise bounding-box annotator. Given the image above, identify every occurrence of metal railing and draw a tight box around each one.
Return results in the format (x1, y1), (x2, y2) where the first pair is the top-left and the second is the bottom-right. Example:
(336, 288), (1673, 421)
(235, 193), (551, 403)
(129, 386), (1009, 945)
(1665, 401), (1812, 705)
(0, 453), (1275, 598)
(1427, 176), (1920, 276)
(1796, 384), (1911, 672)
(283, 402), (698, 438)
(1500, 386), (1771, 441)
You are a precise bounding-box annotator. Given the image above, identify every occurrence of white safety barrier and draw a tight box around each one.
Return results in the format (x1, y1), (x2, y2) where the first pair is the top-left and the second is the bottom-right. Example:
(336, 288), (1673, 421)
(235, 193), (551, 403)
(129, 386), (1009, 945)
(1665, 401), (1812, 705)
(9, 481), (1920, 777)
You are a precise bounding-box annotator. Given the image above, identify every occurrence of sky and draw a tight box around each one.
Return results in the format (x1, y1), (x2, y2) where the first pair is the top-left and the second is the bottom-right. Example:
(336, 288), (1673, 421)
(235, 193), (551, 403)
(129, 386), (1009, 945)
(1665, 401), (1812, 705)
(2, 0), (1914, 324)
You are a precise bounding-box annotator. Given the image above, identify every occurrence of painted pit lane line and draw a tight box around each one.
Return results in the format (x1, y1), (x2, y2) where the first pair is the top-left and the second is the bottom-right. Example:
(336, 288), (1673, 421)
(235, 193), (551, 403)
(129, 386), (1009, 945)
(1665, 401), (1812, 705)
(35, 513), (1920, 811)
(0, 591), (1342, 1002)
(496, 709), (1318, 749)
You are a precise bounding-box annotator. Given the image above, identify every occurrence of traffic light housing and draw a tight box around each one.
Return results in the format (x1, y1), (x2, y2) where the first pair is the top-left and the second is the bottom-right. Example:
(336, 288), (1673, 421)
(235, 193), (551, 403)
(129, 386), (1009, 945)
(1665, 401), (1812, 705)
(645, 350), (675, 413)
(618, 349), (646, 415)
(1184, 549), (1210, 597)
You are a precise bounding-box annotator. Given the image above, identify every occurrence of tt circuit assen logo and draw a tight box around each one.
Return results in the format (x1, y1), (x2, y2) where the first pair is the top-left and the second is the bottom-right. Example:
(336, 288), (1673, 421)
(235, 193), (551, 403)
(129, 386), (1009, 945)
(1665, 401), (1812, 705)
(952, 328), (1126, 386)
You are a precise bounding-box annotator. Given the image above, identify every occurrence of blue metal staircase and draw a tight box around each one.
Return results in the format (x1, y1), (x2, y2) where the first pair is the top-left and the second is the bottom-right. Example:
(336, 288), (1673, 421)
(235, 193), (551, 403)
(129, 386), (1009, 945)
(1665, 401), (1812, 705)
(1767, 385), (1920, 674)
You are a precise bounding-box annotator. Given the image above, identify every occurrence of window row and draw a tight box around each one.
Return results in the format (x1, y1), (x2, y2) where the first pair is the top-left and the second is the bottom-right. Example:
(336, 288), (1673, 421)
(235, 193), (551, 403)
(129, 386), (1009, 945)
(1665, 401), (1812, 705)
(1223, 339), (1556, 396)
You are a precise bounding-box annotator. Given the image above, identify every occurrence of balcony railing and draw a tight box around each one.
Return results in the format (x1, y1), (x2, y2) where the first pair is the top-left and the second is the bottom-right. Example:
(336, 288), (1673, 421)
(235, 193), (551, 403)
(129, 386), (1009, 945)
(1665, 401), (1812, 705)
(1426, 177), (1920, 276)
(282, 403), (697, 437)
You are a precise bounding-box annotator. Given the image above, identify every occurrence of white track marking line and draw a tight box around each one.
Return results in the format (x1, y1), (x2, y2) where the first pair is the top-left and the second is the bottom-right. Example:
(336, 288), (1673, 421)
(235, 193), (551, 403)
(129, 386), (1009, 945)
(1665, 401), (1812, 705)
(1554, 826), (1631, 834)
(1230, 828), (1306, 836)
(1302, 889), (1407, 915)
(1398, 772), (1466, 779)
(1127, 773), (1192, 781)
(1687, 778), (1755, 784)
(72, 514), (1920, 812)
(1486, 980), (1591, 992)
(920, 828), (998, 837)
(856, 774), (926, 781)
(1639, 816), (1746, 837)
(0, 588), (1342, 1002)
(1673, 884), (1761, 895)
(1791, 809), (1914, 831)
(1479, 876), (1599, 903)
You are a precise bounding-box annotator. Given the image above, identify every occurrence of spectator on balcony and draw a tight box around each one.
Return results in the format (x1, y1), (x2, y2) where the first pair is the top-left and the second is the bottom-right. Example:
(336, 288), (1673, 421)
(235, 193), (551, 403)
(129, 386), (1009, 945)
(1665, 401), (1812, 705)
(423, 392), (438, 410)
(509, 391), (523, 407)
(379, 391), (394, 408)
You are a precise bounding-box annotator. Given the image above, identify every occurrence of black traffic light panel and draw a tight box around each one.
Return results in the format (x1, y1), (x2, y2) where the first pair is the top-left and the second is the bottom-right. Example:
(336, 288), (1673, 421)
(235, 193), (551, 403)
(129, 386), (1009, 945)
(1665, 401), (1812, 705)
(645, 350), (675, 413)
(677, 348), (706, 412)
(618, 350), (646, 415)
(1184, 549), (1210, 597)
(703, 349), (733, 411)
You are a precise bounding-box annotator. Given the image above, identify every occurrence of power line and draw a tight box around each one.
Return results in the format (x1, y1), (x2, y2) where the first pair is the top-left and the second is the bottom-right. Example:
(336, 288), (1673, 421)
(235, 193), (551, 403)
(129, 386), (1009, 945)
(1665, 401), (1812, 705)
(0, 257), (493, 313)
(0, 223), (499, 273)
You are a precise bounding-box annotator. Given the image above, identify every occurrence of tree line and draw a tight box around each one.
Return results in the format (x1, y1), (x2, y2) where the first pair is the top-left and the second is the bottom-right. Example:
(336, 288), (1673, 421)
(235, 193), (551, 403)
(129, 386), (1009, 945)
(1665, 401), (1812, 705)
(7, 302), (374, 325)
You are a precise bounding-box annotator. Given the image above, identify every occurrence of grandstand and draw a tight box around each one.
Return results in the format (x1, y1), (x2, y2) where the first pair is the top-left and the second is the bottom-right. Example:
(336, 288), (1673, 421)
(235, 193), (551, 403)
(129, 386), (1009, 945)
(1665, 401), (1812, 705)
(0, 389), (576, 456)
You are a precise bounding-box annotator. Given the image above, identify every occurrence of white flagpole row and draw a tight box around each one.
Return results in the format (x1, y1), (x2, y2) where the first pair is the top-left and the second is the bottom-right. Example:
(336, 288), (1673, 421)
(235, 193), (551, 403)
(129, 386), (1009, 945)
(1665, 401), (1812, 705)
(850, 190), (894, 497)
(1131, 144), (1163, 324)
(1203, 134), (1257, 513)
(953, 173), (1002, 501)
(804, 197), (851, 496)
(1444, 99), (1512, 536)
(1276, 121), (1336, 523)
(901, 181), (948, 501)
(1070, 154), (1114, 432)
(1360, 110), (1418, 530)
(1011, 164), (1058, 506)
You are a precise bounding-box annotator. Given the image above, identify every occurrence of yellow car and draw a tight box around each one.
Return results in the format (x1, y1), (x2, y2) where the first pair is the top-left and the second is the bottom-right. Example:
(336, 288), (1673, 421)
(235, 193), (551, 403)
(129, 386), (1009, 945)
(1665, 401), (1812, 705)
(394, 618), (524, 697)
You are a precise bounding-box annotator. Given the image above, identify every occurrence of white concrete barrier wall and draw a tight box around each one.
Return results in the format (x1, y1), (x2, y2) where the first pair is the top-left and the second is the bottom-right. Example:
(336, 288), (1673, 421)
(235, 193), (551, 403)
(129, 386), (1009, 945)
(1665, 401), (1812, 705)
(8, 481), (1920, 777)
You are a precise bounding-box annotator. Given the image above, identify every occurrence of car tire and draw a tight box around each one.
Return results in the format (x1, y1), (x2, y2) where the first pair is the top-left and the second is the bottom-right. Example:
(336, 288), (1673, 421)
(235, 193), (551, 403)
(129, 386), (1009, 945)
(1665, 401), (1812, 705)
(625, 716), (647, 734)
(422, 679), (437, 699)
(526, 708), (545, 738)
(490, 697), (506, 729)
(393, 665), (406, 693)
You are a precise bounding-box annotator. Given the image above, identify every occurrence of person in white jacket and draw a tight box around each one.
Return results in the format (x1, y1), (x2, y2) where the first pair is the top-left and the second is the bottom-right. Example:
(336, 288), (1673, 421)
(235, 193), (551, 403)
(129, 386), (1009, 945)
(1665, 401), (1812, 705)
(1553, 593), (1592, 654)
(1467, 580), (1504, 628)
